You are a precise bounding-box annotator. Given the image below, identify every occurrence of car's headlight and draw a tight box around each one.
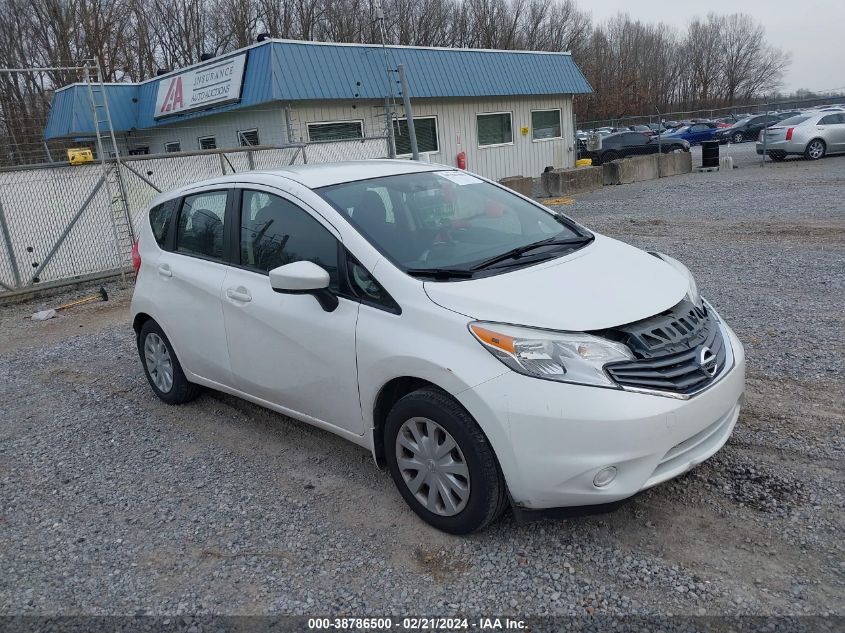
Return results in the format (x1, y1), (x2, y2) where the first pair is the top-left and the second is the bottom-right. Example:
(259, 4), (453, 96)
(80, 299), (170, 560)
(651, 251), (702, 308)
(469, 322), (634, 387)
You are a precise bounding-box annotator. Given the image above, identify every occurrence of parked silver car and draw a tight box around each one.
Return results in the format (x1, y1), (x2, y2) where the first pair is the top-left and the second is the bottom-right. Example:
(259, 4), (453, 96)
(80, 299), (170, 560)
(756, 111), (845, 160)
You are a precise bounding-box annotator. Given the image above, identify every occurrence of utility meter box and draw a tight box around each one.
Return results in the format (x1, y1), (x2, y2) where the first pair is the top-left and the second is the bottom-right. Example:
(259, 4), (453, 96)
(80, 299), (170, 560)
(67, 148), (94, 165)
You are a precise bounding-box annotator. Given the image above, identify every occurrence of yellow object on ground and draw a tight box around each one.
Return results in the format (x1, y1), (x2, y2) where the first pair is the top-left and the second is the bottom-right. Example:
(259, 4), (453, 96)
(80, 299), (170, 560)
(576, 158), (593, 167)
(544, 197), (576, 205)
(67, 148), (94, 165)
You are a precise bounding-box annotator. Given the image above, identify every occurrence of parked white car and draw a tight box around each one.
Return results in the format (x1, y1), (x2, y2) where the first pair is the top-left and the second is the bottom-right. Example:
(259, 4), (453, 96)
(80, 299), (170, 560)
(130, 160), (745, 534)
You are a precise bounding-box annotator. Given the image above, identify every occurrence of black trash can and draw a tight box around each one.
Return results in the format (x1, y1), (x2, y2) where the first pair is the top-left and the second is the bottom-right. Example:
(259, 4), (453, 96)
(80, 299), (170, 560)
(701, 140), (720, 168)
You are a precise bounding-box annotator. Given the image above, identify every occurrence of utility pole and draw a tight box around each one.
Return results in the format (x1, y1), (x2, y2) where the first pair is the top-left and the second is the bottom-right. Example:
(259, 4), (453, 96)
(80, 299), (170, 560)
(397, 64), (418, 160)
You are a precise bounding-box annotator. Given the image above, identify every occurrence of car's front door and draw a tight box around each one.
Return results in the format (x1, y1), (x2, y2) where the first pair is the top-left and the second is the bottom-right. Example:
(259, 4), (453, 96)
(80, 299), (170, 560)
(819, 113), (845, 151)
(219, 186), (364, 434)
(155, 188), (233, 386)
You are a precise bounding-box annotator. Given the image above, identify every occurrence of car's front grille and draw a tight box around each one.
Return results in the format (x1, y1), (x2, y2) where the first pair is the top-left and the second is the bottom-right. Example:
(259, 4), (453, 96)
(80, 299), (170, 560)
(597, 300), (728, 395)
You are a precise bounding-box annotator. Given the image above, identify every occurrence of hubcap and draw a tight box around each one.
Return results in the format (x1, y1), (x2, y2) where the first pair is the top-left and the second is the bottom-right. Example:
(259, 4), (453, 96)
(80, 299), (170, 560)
(144, 332), (174, 393)
(809, 142), (823, 159)
(395, 417), (470, 516)
(733, 133), (742, 143)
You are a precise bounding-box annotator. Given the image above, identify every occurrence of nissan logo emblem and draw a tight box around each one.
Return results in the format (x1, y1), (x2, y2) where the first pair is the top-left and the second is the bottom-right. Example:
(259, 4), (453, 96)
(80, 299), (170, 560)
(698, 346), (718, 378)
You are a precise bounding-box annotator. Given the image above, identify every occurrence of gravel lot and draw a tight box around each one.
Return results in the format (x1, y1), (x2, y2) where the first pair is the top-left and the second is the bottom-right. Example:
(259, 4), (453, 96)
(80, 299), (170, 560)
(1, 147), (843, 619)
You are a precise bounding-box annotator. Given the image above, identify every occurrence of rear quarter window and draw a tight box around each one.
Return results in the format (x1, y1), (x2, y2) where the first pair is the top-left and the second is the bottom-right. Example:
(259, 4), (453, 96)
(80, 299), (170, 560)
(149, 199), (178, 247)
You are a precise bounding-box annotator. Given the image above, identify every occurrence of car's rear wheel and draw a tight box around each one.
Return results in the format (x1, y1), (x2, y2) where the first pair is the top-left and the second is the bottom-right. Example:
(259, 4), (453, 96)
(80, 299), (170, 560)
(804, 139), (826, 160)
(138, 320), (201, 405)
(732, 132), (744, 144)
(384, 387), (507, 534)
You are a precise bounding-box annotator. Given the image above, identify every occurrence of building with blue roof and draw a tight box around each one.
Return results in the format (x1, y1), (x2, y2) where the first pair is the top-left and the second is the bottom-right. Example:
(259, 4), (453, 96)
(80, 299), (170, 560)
(45, 39), (592, 180)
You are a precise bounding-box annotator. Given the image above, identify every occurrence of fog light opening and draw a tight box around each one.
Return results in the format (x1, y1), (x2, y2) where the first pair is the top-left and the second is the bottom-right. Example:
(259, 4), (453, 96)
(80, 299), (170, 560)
(593, 466), (618, 488)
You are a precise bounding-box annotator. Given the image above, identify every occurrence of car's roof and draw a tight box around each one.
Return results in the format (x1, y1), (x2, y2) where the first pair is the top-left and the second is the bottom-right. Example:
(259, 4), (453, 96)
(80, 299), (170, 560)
(147, 160), (450, 208)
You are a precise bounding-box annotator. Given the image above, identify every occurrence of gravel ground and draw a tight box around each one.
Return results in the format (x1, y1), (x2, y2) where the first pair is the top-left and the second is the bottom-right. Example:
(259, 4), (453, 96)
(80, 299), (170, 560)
(1, 148), (843, 619)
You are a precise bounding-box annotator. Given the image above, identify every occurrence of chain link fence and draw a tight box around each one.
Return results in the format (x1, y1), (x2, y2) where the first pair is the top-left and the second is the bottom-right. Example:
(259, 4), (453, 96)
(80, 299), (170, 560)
(575, 95), (845, 168)
(0, 138), (389, 299)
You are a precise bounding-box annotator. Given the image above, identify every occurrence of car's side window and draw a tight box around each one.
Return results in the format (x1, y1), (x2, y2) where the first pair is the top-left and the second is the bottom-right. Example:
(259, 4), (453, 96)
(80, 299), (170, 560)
(818, 114), (841, 125)
(346, 252), (400, 313)
(175, 191), (228, 261)
(239, 190), (339, 291)
(149, 198), (178, 248)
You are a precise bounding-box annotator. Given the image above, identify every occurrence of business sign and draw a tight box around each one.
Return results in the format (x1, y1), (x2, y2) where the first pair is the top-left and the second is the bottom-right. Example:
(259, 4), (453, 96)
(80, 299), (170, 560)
(154, 53), (246, 119)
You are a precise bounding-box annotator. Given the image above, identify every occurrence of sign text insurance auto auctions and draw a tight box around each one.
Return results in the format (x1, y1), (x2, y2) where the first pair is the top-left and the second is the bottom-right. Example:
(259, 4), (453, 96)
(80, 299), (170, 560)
(154, 54), (247, 119)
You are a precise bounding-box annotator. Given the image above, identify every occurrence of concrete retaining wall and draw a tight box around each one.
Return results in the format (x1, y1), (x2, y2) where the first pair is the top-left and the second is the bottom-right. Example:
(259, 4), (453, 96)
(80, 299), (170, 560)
(498, 176), (534, 197)
(540, 166), (603, 196)
(658, 150), (693, 176)
(603, 155), (659, 185)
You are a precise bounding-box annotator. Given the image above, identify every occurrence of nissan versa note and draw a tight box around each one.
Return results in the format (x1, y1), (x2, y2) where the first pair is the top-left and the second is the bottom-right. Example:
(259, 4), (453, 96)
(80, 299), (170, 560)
(130, 160), (745, 534)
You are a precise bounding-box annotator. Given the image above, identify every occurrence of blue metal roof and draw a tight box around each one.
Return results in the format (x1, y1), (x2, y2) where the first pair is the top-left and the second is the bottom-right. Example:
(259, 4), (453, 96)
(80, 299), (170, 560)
(44, 84), (139, 139)
(45, 40), (591, 139)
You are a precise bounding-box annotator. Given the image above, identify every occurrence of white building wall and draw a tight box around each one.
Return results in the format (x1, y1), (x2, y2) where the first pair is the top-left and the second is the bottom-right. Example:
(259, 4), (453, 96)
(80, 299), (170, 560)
(117, 94), (577, 182)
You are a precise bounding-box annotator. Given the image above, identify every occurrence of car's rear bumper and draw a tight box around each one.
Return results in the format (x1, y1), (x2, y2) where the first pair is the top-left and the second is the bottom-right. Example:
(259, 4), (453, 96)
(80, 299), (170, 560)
(457, 320), (745, 510)
(756, 140), (805, 155)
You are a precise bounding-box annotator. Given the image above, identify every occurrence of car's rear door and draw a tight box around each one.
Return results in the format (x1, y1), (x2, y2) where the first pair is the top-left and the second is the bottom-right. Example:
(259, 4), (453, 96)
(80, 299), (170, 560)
(154, 188), (234, 386)
(219, 185), (364, 434)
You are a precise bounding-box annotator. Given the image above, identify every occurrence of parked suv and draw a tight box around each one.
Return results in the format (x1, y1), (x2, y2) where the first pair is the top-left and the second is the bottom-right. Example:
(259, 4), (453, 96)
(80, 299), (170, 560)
(131, 161), (745, 534)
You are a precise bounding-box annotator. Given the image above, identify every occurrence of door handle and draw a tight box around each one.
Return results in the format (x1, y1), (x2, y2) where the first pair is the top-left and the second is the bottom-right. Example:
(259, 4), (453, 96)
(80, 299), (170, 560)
(225, 287), (252, 303)
(157, 264), (172, 278)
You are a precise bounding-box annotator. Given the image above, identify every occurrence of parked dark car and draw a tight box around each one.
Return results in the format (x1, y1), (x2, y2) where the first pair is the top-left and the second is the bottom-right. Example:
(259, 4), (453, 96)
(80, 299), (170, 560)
(714, 114), (780, 144)
(628, 124), (656, 136)
(775, 110), (802, 120)
(580, 131), (689, 165)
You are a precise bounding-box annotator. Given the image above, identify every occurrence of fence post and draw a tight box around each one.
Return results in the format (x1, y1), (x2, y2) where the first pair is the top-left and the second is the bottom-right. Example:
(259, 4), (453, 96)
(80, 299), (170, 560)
(396, 64), (419, 160)
(385, 97), (397, 159)
(0, 198), (22, 288)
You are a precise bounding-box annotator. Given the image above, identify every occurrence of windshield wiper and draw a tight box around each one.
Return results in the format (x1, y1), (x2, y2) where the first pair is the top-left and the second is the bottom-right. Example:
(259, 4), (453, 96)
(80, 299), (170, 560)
(470, 235), (594, 271)
(406, 267), (474, 280)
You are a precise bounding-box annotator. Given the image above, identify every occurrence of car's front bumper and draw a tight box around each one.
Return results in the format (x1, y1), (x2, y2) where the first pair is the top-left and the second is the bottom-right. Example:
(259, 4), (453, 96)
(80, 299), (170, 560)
(457, 321), (745, 510)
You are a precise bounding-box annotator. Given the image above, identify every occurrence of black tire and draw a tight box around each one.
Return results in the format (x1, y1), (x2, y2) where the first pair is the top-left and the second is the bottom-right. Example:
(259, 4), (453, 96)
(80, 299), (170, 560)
(138, 319), (202, 405)
(732, 132), (744, 144)
(384, 387), (507, 534)
(601, 150), (620, 164)
(804, 139), (826, 160)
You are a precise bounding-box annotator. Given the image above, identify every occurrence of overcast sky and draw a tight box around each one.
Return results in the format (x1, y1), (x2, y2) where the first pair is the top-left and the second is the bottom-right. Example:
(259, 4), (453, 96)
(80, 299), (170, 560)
(583, 0), (845, 94)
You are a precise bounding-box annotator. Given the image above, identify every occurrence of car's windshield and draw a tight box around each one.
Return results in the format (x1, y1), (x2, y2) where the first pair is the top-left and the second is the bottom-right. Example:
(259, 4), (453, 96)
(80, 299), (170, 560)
(317, 170), (589, 276)
(732, 118), (751, 127)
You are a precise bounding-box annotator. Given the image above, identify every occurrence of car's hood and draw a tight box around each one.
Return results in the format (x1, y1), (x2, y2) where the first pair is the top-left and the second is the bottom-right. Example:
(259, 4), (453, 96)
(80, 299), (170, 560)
(423, 234), (689, 331)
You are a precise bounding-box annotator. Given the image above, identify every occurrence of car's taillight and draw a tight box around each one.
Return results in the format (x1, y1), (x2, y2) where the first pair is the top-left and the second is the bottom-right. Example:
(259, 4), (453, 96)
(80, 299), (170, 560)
(132, 239), (141, 275)
(786, 127), (794, 140)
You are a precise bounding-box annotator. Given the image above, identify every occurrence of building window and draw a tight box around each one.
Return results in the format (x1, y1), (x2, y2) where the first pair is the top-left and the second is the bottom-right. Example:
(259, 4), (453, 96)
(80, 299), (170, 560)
(128, 147), (149, 156)
(164, 141), (181, 153)
(238, 129), (260, 147)
(198, 135), (217, 150)
(307, 120), (364, 142)
(531, 109), (562, 141)
(393, 116), (439, 155)
(477, 112), (513, 147)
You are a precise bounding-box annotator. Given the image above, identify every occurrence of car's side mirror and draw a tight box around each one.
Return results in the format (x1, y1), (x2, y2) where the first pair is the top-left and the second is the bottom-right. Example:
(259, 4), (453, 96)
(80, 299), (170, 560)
(269, 261), (339, 312)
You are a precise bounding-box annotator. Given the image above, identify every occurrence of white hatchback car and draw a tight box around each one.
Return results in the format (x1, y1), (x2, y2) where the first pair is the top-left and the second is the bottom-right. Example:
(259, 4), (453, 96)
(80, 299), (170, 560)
(130, 160), (745, 534)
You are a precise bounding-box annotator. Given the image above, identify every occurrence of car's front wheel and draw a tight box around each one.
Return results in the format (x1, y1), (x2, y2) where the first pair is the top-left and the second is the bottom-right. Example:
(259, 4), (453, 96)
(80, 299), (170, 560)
(732, 132), (744, 144)
(138, 319), (201, 405)
(384, 388), (507, 534)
